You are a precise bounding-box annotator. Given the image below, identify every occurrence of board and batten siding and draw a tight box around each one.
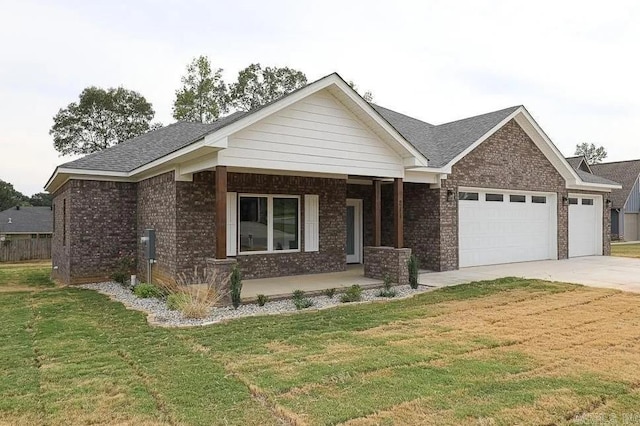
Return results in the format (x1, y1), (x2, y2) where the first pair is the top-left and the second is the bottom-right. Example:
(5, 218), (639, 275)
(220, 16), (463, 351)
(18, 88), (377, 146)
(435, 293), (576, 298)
(624, 176), (640, 212)
(219, 90), (406, 177)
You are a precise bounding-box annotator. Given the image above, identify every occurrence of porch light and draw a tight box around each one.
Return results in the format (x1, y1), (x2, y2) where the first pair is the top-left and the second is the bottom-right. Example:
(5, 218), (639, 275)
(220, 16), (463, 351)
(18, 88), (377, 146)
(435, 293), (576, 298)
(446, 189), (454, 202)
(562, 196), (568, 205)
(605, 199), (612, 207)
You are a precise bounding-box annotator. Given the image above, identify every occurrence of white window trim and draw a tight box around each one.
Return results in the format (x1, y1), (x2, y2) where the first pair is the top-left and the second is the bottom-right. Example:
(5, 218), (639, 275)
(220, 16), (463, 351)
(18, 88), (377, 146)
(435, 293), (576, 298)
(238, 194), (301, 255)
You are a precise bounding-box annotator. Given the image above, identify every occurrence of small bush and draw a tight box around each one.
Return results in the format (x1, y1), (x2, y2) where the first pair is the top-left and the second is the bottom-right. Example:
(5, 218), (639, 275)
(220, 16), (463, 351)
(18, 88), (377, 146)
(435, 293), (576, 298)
(340, 285), (363, 303)
(323, 288), (336, 298)
(292, 289), (314, 310)
(256, 294), (269, 307)
(133, 283), (163, 298)
(111, 255), (136, 286)
(378, 274), (397, 298)
(167, 293), (190, 310)
(408, 255), (420, 289)
(230, 265), (242, 309)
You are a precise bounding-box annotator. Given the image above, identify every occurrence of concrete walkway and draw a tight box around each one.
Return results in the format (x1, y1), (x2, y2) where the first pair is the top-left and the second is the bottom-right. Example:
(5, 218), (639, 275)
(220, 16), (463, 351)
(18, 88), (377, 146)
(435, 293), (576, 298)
(419, 256), (640, 293)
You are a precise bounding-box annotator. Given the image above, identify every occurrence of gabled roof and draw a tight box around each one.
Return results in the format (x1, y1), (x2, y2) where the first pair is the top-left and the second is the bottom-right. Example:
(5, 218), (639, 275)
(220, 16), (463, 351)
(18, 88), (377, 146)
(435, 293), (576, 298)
(565, 155), (592, 173)
(0, 206), (52, 234)
(590, 160), (640, 208)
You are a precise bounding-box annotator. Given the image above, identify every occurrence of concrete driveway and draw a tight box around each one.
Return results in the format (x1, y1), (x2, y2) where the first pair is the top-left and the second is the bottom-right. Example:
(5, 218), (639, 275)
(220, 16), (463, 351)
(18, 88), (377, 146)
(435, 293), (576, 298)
(419, 256), (640, 293)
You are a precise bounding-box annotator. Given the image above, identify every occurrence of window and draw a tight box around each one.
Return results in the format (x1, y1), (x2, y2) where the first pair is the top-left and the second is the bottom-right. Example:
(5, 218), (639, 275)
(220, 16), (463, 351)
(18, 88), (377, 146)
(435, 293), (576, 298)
(458, 192), (479, 201)
(509, 195), (526, 203)
(31, 234), (38, 239)
(532, 196), (547, 204)
(568, 197), (578, 205)
(486, 193), (504, 202)
(582, 198), (594, 205)
(239, 195), (299, 253)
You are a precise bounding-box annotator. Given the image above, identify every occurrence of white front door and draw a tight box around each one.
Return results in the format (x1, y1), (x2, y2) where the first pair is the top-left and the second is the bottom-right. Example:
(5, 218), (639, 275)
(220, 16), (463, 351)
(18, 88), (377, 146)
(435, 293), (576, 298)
(458, 189), (558, 267)
(568, 195), (602, 257)
(346, 199), (362, 263)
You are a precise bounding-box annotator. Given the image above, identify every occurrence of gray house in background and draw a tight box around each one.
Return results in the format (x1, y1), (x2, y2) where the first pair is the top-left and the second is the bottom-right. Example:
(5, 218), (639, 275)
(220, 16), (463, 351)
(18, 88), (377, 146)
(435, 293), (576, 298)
(590, 160), (640, 241)
(0, 206), (53, 241)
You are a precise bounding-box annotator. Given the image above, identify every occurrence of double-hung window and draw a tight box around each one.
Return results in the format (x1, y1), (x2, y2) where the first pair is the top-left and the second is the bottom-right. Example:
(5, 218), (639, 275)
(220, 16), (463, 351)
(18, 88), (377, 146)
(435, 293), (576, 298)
(238, 195), (300, 254)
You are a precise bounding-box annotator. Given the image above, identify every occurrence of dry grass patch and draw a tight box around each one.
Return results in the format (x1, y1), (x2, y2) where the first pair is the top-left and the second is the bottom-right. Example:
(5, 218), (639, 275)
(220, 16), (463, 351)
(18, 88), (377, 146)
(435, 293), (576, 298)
(611, 243), (640, 259)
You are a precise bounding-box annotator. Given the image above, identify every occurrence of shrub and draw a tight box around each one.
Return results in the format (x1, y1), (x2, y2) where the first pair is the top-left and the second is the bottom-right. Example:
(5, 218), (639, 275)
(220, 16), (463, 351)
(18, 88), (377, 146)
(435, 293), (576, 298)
(340, 285), (363, 303)
(292, 289), (314, 310)
(323, 288), (336, 298)
(230, 265), (242, 309)
(133, 283), (163, 298)
(167, 293), (190, 311)
(378, 273), (397, 298)
(408, 255), (420, 289)
(111, 255), (136, 285)
(256, 294), (269, 307)
(157, 266), (229, 319)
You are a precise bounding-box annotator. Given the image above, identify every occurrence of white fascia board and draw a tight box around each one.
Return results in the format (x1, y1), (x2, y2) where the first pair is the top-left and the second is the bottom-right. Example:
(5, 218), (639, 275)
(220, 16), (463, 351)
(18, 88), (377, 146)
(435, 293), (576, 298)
(566, 183), (619, 191)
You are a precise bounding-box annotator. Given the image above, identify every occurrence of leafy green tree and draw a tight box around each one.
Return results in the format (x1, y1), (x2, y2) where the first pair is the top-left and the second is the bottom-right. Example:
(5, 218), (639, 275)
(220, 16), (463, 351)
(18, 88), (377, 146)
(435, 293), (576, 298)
(173, 56), (228, 123)
(28, 192), (52, 207)
(50, 87), (156, 155)
(0, 180), (28, 211)
(575, 143), (607, 165)
(229, 64), (307, 111)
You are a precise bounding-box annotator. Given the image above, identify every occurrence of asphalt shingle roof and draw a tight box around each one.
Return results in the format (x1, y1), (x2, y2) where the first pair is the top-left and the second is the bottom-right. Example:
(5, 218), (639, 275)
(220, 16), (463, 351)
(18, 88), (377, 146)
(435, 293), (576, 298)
(61, 112), (247, 173)
(565, 156), (585, 170)
(372, 105), (520, 168)
(0, 206), (53, 234)
(590, 160), (640, 208)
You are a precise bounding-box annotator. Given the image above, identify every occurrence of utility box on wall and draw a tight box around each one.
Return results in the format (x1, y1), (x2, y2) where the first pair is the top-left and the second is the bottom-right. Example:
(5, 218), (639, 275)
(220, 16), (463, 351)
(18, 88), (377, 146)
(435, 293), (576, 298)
(141, 229), (156, 260)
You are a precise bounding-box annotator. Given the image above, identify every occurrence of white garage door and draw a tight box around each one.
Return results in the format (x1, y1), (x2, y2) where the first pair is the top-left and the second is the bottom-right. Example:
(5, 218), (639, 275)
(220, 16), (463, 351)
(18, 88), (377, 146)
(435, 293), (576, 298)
(568, 195), (602, 257)
(459, 189), (557, 267)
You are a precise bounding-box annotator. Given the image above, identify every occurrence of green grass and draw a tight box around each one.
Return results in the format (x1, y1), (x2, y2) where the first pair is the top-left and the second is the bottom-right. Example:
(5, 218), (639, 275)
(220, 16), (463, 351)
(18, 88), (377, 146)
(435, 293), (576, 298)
(611, 243), (640, 259)
(2, 262), (640, 425)
(0, 262), (54, 291)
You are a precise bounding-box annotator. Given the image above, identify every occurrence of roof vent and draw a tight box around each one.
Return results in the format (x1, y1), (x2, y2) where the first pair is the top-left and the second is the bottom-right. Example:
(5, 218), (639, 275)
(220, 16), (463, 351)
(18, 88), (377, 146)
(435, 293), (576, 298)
(15, 205), (20, 210)
(8, 218), (12, 224)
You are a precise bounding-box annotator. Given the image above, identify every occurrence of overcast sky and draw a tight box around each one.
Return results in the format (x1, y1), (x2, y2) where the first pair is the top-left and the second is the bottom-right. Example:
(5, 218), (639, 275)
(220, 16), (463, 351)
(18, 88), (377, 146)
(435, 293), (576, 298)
(1, 0), (638, 195)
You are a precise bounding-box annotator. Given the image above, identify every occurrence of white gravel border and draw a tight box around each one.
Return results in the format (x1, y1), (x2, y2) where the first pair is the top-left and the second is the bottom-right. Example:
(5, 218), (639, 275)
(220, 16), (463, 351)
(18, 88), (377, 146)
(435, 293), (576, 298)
(78, 281), (436, 328)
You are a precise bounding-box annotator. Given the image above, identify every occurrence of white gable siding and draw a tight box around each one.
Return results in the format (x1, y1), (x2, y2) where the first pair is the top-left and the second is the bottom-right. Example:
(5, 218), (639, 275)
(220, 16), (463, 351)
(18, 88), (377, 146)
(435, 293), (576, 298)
(219, 90), (405, 177)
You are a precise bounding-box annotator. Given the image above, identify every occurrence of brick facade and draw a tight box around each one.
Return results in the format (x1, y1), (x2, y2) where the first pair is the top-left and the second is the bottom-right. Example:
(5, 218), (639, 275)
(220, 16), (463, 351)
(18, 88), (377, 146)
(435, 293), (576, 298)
(51, 182), (71, 284)
(363, 246), (411, 285)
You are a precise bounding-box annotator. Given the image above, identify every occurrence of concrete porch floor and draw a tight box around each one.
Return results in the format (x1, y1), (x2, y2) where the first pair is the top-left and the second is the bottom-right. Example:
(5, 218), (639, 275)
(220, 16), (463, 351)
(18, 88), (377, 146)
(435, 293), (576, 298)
(241, 265), (382, 300)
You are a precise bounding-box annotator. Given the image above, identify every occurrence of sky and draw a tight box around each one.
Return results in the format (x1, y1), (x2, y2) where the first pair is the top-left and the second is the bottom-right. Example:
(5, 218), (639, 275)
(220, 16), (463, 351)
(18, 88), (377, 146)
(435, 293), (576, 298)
(1, 0), (639, 195)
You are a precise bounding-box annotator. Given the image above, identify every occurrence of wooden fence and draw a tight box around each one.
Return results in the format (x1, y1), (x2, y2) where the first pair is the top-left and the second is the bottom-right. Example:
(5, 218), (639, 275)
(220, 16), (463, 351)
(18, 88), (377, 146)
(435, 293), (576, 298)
(0, 238), (52, 262)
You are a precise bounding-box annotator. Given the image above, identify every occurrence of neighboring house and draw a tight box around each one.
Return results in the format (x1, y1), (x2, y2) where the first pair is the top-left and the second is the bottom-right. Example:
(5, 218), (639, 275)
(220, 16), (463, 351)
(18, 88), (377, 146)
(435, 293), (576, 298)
(45, 73), (620, 287)
(0, 206), (53, 241)
(589, 160), (640, 241)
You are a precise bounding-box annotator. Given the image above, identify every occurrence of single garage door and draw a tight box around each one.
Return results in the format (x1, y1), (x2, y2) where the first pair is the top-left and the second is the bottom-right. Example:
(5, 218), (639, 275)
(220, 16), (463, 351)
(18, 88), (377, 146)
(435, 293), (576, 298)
(459, 189), (557, 267)
(568, 195), (602, 257)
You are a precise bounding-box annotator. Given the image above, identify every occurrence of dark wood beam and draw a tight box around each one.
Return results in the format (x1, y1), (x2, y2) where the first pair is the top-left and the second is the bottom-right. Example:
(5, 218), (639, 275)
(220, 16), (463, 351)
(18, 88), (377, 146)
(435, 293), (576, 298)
(393, 178), (403, 248)
(215, 166), (227, 259)
(373, 180), (381, 246)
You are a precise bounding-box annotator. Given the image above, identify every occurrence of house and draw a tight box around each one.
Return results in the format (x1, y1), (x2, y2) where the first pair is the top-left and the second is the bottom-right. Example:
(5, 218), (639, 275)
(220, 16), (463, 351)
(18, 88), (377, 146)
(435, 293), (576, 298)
(45, 73), (620, 288)
(0, 206), (53, 241)
(588, 160), (640, 241)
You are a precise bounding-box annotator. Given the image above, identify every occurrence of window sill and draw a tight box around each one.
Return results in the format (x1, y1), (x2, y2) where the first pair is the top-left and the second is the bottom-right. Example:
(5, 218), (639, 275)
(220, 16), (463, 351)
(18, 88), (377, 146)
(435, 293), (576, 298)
(237, 249), (301, 256)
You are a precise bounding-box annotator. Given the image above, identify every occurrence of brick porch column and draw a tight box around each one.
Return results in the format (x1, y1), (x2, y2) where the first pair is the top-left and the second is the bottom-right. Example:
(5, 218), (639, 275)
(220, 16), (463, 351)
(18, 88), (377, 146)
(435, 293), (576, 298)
(215, 166), (227, 259)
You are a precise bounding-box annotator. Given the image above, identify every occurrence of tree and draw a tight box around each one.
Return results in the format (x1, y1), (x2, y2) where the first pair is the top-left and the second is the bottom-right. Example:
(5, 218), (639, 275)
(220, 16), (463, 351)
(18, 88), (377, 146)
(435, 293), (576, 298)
(229, 64), (307, 111)
(0, 180), (28, 211)
(575, 143), (607, 165)
(50, 87), (156, 155)
(347, 81), (374, 103)
(173, 56), (228, 123)
(28, 192), (52, 207)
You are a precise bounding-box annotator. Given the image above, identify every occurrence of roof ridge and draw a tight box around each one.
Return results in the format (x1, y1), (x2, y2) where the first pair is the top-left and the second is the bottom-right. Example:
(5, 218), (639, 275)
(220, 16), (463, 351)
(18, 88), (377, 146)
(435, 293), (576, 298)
(435, 105), (522, 127)
(591, 159), (640, 166)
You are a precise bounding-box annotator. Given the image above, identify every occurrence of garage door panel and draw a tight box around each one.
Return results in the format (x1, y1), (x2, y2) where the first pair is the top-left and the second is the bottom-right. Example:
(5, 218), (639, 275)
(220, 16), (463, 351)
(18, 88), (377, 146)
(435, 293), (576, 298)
(459, 190), (557, 267)
(568, 195), (602, 257)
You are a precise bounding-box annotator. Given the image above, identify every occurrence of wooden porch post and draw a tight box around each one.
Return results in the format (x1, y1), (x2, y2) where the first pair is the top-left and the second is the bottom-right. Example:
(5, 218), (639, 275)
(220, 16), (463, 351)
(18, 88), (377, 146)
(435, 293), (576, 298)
(393, 177), (403, 248)
(373, 180), (381, 246)
(215, 166), (227, 259)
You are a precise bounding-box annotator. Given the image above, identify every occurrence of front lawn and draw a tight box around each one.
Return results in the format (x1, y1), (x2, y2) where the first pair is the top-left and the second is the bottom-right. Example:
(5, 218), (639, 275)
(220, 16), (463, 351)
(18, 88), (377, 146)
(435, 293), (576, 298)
(611, 243), (640, 259)
(2, 263), (640, 425)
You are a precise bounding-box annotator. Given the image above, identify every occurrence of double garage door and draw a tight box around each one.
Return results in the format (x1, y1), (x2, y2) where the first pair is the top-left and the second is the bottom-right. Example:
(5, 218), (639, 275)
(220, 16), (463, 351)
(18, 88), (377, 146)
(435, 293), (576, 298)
(459, 189), (601, 267)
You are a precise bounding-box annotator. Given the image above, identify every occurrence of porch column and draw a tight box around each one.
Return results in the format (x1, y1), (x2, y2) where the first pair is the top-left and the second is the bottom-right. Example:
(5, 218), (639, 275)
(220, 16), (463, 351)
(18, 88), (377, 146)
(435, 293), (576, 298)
(393, 177), (403, 248)
(215, 166), (227, 259)
(373, 179), (382, 246)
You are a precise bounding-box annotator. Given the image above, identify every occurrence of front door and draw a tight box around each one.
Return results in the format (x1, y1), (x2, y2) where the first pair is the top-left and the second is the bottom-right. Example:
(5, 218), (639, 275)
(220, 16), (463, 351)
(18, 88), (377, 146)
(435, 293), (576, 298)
(346, 199), (362, 263)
